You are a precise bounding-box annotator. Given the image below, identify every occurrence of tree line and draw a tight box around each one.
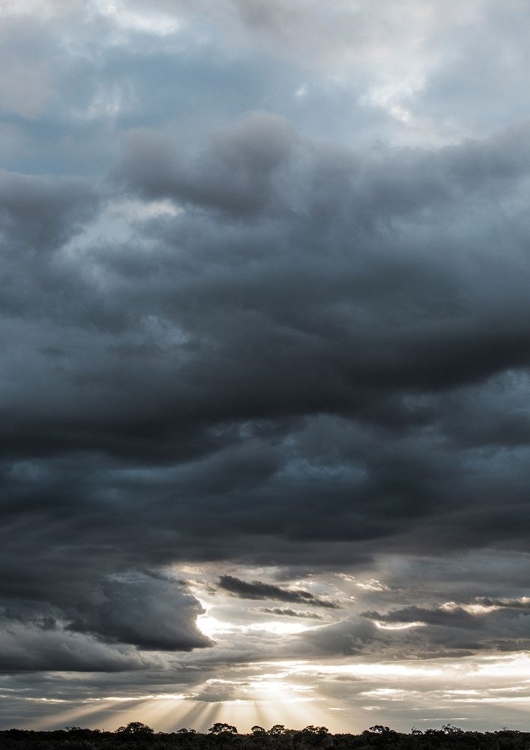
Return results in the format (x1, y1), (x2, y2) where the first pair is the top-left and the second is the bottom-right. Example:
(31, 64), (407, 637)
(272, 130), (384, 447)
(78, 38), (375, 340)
(1, 721), (528, 750)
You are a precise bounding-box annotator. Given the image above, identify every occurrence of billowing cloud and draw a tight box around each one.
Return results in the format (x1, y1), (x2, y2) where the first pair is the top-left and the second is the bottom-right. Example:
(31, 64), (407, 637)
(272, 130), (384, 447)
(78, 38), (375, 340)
(65, 574), (212, 651)
(114, 112), (296, 217)
(2, 0), (530, 735)
(0, 624), (160, 673)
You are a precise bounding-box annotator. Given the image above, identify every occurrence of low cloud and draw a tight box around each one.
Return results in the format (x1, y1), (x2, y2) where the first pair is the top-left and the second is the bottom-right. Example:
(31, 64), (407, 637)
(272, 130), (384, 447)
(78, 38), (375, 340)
(0, 625), (160, 672)
(218, 575), (339, 609)
(301, 617), (378, 656)
(260, 607), (324, 619)
(66, 574), (212, 652)
(190, 680), (243, 703)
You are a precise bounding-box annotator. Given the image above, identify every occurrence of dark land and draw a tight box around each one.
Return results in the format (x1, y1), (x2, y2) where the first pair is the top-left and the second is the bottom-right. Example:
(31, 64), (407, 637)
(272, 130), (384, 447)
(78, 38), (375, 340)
(1, 722), (528, 750)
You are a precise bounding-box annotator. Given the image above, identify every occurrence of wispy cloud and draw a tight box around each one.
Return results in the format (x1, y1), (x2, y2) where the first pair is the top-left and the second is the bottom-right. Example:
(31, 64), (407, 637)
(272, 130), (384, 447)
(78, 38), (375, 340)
(218, 576), (340, 609)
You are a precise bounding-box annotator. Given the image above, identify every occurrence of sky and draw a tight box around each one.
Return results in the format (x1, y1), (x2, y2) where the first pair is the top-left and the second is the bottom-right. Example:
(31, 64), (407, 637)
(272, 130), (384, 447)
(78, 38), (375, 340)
(2, 0), (530, 735)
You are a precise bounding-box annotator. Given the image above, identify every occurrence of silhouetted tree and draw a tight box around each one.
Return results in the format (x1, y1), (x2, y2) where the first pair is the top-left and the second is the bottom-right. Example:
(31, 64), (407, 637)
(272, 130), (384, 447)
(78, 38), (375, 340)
(115, 722), (154, 736)
(4, 722), (530, 750)
(208, 724), (238, 735)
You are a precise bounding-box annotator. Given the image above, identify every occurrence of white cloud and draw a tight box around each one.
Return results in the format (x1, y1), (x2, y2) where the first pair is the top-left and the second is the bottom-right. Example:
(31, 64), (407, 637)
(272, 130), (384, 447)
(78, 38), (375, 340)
(95, 0), (181, 36)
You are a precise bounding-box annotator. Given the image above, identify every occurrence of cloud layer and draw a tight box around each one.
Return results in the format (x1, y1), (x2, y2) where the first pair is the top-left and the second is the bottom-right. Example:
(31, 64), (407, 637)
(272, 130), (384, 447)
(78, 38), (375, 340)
(2, 0), (530, 734)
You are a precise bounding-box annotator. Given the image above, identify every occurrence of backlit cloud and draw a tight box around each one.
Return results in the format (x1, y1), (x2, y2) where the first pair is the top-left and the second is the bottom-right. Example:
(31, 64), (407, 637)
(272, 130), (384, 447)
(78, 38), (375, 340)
(2, 0), (530, 735)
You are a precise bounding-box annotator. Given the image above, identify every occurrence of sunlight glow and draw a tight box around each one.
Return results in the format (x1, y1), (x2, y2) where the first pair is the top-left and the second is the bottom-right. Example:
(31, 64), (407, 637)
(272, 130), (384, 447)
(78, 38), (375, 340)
(278, 662), (445, 679)
(197, 615), (312, 638)
(244, 678), (314, 703)
(356, 579), (390, 592)
(440, 601), (500, 615)
(360, 689), (409, 701)
(475, 654), (530, 679)
(196, 615), (234, 637)
(374, 620), (427, 630)
(245, 621), (312, 635)
(24, 652), (530, 734)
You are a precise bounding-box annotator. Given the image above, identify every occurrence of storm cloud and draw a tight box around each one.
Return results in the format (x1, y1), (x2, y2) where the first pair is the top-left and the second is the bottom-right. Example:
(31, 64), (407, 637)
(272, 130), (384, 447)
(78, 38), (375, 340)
(2, 0), (530, 735)
(218, 576), (339, 608)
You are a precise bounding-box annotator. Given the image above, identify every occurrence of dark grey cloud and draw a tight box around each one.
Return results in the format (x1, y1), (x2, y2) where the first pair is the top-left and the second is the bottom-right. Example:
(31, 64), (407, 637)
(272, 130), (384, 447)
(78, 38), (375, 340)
(475, 596), (530, 610)
(363, 605), (480, 630)
(3, 0), (530, 733)
(359, 598), (530, 657)
(114, 112), (296, 217)
(218, 576), (339, 609)
(190, 680), (242, 703)
(260, 608), (324, 619)
(3, 117), (530, 686)
(0, 170), (98, 246)
(65, 574), (211, 651)
(0, 625), (160, 673)
(301, 618), (378, 657)
(0, 574), (211, 673)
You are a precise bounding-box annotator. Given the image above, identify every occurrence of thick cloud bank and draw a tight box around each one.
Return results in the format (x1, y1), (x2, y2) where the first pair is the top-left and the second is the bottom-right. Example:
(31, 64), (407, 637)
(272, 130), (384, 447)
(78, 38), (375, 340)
(2, 0), (530, 734)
